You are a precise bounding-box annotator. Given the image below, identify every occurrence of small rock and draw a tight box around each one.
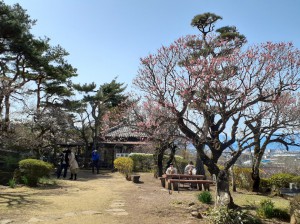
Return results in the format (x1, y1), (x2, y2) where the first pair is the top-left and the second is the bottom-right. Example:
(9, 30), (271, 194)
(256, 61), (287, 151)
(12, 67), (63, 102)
(188, 202), (195, 206)
(191, 211), (202, 219)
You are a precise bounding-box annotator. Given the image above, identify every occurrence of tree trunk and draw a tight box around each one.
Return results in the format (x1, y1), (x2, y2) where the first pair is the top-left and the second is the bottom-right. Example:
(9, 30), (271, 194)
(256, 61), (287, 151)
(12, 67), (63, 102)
(252, 154), (263, 192)
(0, 95), (4, 131)
(165, 143), (176, 171)
(157, 149), (164, 177)
(196, 151), (206, 175)
(153, 148), (164, 178)
(251, 146), (264, 192)
(231, 166), (236, 192)
(84, 141), (90, 168)
(215, 170), (235, 208)
(3, 95), (10, 132)
(36, 77), (42, 113)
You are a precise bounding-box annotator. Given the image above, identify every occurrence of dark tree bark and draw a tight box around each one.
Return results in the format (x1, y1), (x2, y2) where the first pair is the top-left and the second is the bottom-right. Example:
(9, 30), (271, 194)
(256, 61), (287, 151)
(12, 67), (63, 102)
(165, 143), (176, 170)
(3, 95), (10, 132)
(251, 150), (264, 192)
(153, 145), (165, 178)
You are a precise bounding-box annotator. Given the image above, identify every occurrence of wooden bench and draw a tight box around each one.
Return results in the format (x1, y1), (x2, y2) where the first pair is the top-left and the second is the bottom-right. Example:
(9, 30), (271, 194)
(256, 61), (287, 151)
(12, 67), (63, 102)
(167, 179), (215, 191)
(163, 174), (205, 179)
(160, 174), (205, 189)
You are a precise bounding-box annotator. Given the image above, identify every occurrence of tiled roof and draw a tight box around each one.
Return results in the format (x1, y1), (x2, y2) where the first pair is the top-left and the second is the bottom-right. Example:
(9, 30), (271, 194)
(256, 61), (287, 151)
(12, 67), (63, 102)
(105, 124), (147, 138)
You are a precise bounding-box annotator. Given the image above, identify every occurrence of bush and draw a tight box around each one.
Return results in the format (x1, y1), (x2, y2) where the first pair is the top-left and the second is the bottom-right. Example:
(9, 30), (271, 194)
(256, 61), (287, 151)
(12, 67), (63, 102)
(8, 178), (16, 188)
(233, 167), (253, 191)
(256, 199), (275, 218)
(0, 155), (20, 171)
(259, 178), (272, 193)
(19, 159), (53, 187)
(292, 176), (300, 185)
(129, 153), (153, 172)
(269, 173), (295, 190)
(198, 191), (212, 204)
(113, 157), (134, 178)
(21, 176), (29, 185)
(256, 199), (290, 221)
(150, 154), (188, 176)
(209, 206), (262, 224)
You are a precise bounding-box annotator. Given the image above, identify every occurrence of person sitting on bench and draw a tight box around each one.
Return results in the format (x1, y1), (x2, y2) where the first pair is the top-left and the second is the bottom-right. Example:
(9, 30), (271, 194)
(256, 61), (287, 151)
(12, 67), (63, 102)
(166, 163), (177, 174)
(184, 161), (195, 175)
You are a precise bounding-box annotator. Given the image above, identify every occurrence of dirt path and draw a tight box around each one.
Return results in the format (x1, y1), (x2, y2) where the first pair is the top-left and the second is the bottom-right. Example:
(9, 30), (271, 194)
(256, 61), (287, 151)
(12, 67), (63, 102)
(0, 170), (208, 224)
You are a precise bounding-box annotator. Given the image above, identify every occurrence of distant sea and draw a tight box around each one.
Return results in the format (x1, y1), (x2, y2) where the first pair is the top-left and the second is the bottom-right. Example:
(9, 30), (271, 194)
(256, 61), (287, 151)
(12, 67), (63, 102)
(186, 141), (300, 152)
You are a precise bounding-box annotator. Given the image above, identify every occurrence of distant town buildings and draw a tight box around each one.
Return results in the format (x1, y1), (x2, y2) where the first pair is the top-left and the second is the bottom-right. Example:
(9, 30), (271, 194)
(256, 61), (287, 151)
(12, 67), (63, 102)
(241, 149), (300, 167)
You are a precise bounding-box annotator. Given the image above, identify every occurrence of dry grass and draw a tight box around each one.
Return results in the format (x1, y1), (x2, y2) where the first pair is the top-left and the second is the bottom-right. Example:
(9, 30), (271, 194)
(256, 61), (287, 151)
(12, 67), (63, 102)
(232, 190), (290, 210)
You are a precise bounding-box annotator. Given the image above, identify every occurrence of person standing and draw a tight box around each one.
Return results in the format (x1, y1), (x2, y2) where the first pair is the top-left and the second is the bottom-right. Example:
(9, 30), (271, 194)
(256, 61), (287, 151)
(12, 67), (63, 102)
(91, 148), (100, 174)
(57, 150), (70, 179)
(68, 149), (79, 180)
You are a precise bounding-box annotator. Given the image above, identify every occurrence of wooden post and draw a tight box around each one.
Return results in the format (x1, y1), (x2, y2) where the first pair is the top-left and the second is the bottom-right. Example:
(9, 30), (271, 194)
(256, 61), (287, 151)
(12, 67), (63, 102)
(131, 175), (140, 183)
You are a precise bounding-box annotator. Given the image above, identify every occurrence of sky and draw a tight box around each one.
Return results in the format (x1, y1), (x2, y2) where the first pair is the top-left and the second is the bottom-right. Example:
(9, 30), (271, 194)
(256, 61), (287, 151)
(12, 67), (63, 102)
(4, 0), (300, 91)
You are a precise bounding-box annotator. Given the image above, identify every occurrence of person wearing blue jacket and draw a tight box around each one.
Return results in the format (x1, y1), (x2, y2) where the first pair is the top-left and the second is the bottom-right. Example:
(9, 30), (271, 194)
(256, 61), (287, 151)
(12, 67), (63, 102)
(91, 148), (100, 174)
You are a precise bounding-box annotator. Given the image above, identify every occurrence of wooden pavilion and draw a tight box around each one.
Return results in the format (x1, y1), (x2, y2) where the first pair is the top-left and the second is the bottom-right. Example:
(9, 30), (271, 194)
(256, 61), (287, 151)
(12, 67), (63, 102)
(99, 123), (148, 168)
(56, 123), (148, 169)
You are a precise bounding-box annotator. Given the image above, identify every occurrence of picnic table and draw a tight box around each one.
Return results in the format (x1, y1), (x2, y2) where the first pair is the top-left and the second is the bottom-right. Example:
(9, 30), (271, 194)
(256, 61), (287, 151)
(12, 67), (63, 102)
(160, 174), (215, 192)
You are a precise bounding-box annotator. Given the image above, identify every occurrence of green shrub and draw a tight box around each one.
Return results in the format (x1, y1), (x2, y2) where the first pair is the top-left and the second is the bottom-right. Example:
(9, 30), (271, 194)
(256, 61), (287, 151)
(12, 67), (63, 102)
(8, 178), (16, 188)
(259, 178), (272, 192)
(129, 153), (153, 172)
(21, 176), (29, 185)
(292, 176), (300, 185)
(114, 157), (134, 177)
(209, 206), (262, 224)
(149, 154), (188, 176)
(19, 159), (53, 187)
(269, 173), (295, 190)
(233, 167), (253, 191)
(198, 191), (212, 204)
(256, 199), (275, 218)
(256, 199), (290, 221)
(260, 178), (271, 188)
(0, 155), (20, 171)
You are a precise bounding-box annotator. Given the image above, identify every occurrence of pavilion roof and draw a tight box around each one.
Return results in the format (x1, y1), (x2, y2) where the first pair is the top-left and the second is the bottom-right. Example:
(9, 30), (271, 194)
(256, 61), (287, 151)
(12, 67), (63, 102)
(105, 123), (147, 139)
